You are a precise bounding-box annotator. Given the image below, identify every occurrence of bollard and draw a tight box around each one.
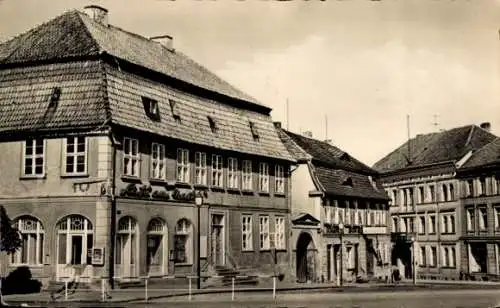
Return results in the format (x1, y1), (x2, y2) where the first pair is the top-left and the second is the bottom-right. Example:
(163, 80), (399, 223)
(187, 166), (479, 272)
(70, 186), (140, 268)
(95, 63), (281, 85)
(145, 278), (148, 302)
(272, 276), (276, 300)
(232, 277), (235, 301)
(188, 277), (192, 301)
(64, 281), (68, 301)
(101, 278), (105, 302)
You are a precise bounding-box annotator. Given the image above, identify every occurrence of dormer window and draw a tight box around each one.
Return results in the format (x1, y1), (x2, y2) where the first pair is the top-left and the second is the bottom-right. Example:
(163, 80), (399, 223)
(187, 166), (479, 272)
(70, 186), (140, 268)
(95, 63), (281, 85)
(207, 116), (218, 133)
(49, 87), (61, 107)
(142, 96), (160, 121)
(249, 121), (259, 140)
(342, 177), (353, 187)
(169, 99), (181, 123)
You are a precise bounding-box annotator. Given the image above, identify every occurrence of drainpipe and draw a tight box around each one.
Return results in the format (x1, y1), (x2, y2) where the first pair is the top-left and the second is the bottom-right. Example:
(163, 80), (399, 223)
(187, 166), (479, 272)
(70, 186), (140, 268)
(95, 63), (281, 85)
(109, 133), (117, 289)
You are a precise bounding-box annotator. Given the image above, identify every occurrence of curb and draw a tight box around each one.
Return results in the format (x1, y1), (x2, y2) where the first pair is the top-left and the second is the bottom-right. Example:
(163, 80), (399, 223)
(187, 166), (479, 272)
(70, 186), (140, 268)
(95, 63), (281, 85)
(5, 283), (500, 305)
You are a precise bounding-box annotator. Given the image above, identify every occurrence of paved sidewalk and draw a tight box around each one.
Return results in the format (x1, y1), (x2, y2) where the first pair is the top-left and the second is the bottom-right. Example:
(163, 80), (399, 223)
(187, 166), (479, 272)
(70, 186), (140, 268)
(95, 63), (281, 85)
(4, 279), (500, 305)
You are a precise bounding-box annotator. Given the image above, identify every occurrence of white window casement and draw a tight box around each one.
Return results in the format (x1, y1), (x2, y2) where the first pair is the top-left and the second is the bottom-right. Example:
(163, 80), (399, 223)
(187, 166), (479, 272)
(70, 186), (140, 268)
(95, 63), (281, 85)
(123, 138), (140, 177)
(259, 216), (270, 250)
(228, 157), (239, 189)
(345, 208), (352, 225)
(64, 137), (87, 175)
(325, 206), (332, 224)
(195, 152), (207, 185)
(419, 246), (427, 266)
(23, 139), (45, 177)
(428, 215), (436, 234)
(429, 185), (435, 202)
(467, 179), (474, 197)
(242, 160), (253, 191)
(211, 154), (223, 187)
(441, 246), (456, 268)
(241, 215), (253, 251)
(441, 213), (455, 234)
(466, 208), (475, 231)
(418, 216), (426, 234)
(174, 219), (193, 264)
(418, 187), (425, 204)
(400, 217), (406, 232)
(151, 143), (166, 180)
(494, 206), (500, 230)
(354, 209), (360, 226)
(275, 217), (285, 250)
(381, 210), (387, 226)
(479, 178), (486, 196)
(430, 246), (437, 267)
(333, 207), (340, 225)
(479, 207), (487, 231)
(176, 149), (190, 183)
(10, 216), (45, 265)
(259, 162), (269, 192)
(275, 165), (285, 194)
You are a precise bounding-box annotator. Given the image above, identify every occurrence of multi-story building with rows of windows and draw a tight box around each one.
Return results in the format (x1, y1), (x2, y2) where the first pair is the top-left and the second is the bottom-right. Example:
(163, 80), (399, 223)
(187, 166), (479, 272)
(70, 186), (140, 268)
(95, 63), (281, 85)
(456, 136), (500, 280)
(277, 128), (391, 284)
(0, 6), (295, 286)
(373, 123), (497, 280)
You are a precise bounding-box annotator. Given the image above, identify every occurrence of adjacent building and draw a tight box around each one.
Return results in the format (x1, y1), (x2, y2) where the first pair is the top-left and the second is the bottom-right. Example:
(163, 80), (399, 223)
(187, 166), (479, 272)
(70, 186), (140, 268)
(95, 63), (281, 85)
(373, 123), (497, 280)
(277, 127), (391, 284)
(0, 6), (295, 286)
(456, 136), (500, 280)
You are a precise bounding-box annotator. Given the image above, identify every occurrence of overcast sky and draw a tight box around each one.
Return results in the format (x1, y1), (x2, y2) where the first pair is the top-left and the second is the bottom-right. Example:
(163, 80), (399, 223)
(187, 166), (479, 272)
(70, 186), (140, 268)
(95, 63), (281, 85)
(1, 0), (500, 166)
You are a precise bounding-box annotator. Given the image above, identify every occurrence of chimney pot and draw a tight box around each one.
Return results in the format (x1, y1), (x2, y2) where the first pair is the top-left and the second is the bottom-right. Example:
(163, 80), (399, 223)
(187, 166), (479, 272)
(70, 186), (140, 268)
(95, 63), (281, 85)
(324, 139), (332, 144)
(83, 5), (109, 26)
(480, 122), (491, 132)
(273, 122), (282, 129)
(303, 131), (313, 138)
(150, 35), (174, 52)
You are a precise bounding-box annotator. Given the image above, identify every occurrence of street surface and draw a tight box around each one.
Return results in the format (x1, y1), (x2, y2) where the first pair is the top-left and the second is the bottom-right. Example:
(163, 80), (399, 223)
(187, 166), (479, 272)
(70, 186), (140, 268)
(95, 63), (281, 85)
(130, 289), (500, 308)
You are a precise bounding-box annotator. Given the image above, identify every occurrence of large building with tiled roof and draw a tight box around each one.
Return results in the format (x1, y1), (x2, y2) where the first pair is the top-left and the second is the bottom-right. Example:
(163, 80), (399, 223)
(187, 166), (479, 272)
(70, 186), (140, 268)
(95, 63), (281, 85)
(0, 6), (295, 287)
(373, 123), (498, 281)
(276, 125), (391, 284)
(456, 136), (500, 280)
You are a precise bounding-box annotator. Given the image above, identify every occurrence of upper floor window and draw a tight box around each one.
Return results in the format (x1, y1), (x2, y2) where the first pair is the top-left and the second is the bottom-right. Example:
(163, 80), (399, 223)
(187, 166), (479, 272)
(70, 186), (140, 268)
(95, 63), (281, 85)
(275, 165), (285, 194)
(123, 138), (139, 177)
(392, 217), (398, 232)
(211, 154), (223, 187)
(449, 184), (455, 201)
(441, 213), (455, 234)
(418, 187), (425, 204)
(478, 207), (487, 231)
(64, 137), (87, 175)
(142, 96), (160, 121)
(242, 160), (253, 190)
(418, 216), (426, 234)
(177, 149), (190, 183)
(228, 157), (239, 189)
(467, 179), (474, 197)
(392, 190), (398, 205)
(495, 206), (500, 230)
(479, 178), (487, 196)
(195, 152), (207, 185)
(23, 139), (45, 177)
(441, 184), (448, 202)
(259, 162), (269, 192)
(249, 121), (259, 140)
(259, 216), (270, 250)
(466, 207), (475, 231)
(169, 99), (181, 123)
(428, 215), (436, 234)
(493, 176), (500, 195)
(151, 143), (166, 180)
(429, 185), (435, 202)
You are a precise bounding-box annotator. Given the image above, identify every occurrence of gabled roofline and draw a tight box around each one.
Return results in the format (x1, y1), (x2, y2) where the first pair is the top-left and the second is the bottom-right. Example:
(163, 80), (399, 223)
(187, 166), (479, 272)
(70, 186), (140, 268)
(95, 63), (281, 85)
(379, 160), (456, 177)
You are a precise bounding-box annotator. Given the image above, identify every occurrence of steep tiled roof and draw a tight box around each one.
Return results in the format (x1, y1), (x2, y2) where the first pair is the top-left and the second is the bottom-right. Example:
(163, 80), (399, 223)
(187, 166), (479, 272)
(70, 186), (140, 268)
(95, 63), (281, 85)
(0, 10), (263, 108)
(279, 129), (387, 200)
(0, 61), (108, 133)
(460, 138), (500, 170)
(373, 125), (498, 173)
(0, 10), (293, 161)
(283, 130), (376, 174)
(313, 166), (389, 200)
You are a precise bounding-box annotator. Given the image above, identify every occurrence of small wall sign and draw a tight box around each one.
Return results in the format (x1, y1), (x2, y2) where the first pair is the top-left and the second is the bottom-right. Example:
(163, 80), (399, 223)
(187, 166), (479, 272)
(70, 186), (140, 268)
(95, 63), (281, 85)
(92, 247), (105, 266)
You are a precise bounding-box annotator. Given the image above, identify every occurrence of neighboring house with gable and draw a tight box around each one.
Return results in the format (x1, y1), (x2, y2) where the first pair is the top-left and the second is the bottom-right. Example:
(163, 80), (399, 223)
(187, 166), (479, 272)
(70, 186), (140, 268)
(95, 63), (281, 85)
(0, 6), (295, 287)
(373, 123), (497, 281)
(456, 136), (500, 280)
(276, 125), (391, 284)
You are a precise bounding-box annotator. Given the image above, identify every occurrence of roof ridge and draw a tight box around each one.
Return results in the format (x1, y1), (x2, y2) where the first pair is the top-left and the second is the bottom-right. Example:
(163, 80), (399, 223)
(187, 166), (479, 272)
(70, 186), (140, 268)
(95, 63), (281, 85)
(465, 125), (475, 147)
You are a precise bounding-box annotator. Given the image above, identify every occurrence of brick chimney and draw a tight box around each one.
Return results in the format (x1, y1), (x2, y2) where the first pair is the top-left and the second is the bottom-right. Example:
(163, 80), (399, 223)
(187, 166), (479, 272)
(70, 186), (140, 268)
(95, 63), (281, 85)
(83, 5), (109, 26)
(273, 122), (282, 129)
(150, 35), (174, 52)
(480, 122), (491, 132)
(303, 131), (313, 138)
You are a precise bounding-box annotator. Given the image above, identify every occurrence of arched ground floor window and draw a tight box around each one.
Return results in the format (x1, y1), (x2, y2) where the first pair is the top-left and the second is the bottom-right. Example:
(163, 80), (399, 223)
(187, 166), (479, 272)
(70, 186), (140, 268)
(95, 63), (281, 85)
(10, 216), (44, 266)
(146, 218), (168, 276)
(116, 216), (139, 279)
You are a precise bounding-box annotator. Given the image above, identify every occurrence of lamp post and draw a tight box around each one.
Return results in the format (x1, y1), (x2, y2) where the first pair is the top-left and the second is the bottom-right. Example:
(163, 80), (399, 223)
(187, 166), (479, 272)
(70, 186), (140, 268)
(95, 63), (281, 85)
(195, 192), (203, 290)
(410, 235), (416, 285)
(339, 223), (344, 287)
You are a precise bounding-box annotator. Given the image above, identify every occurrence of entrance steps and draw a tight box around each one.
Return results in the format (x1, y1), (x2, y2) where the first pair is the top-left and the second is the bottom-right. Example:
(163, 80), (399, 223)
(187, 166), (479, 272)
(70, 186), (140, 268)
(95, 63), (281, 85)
(205, 265), (259, 287)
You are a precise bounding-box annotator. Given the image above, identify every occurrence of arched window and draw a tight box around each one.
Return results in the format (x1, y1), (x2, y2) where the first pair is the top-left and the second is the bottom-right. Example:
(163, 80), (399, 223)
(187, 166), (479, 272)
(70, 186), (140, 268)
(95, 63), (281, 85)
(11, 216), (44, 265)
(56, 215), (93, 266)
(174, 219), (193, 264)
(147, 218), (168, 275)
(442, 185), (448, 202)
(449, 184), (455, 201)
(116, 216), (139, 278)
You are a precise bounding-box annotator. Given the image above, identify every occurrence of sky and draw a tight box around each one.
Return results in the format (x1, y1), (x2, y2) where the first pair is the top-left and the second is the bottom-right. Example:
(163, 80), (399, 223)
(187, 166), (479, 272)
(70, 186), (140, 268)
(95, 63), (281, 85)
(1, 0), (500, 166)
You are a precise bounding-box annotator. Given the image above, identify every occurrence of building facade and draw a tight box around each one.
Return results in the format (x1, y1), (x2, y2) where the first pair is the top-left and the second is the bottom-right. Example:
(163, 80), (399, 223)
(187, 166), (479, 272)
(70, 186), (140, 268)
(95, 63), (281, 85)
(277, 127), (391, 284)
(456, 137), (500, 280)
(373, 123), (497, 280)
(0, 6), (295, 286)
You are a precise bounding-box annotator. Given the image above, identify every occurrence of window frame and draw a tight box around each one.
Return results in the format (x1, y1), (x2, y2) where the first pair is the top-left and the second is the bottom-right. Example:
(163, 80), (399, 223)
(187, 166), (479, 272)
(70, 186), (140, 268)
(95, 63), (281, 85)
(275, 164), (285, 194)
(211, 154), (223, 188)
(258, 162), (269, 193)
(241, 215), (253, 251)
(227, 157), (239, 189)
(62, 136), (88, 176)
(123, 137), (140, 177)
(10, 217), (45, 266)
(242, 160), (253, 191)
(176, 148), (190, 183)
(275, 216), (286, 250)
(21, 139), (46, 178)
(259, 215), (270, 250)
(174, 219), (193, 264)
(194, 152), (207, 185)
(150, 142), (166, 180)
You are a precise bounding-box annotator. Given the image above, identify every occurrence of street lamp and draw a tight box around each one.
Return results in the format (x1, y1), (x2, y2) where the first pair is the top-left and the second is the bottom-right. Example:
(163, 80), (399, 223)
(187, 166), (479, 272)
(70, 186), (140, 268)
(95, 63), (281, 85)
(410, 235), (416, 285)
(195, 192), (203, 290)
(339, 223), (344, 287)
